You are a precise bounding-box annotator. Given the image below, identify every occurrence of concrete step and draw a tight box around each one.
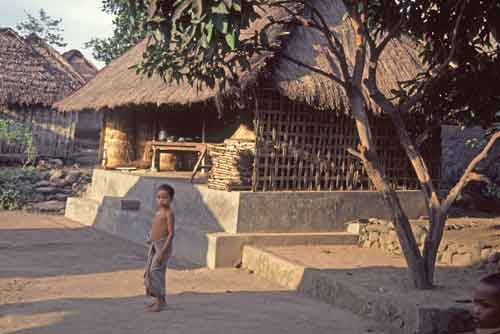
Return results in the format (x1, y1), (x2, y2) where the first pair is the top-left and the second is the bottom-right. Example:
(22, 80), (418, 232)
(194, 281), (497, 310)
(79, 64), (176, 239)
(207, 232), (358, 269)
(241, 245), (473, 334)
(65, 197), (101, 226)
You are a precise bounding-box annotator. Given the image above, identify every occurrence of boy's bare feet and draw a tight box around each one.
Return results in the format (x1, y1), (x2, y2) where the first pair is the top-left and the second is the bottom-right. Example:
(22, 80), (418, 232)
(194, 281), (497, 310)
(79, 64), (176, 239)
(147, 301), (165, 312)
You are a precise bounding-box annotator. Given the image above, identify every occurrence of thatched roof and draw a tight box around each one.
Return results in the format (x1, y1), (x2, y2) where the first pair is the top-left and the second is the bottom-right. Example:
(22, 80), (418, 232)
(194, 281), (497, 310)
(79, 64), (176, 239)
(0, 28), (85, 106)
(63, 50), (98, 82)
(26, 34), (87, 86)
(55, 38), (218, 112)
(273, 0), (421, 111)
(55, 0), (422, 114)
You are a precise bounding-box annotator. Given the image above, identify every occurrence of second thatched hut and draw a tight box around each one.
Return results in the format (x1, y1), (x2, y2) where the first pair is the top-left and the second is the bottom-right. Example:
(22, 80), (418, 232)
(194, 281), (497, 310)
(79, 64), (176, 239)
(0, 28), (89, 161)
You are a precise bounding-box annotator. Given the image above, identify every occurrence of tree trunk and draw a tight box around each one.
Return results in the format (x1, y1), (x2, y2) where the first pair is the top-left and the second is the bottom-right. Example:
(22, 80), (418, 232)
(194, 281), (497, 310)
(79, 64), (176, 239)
(366, 91), (442, 288)
(423, 210), (445, 283)
(348, 88), (433, 289)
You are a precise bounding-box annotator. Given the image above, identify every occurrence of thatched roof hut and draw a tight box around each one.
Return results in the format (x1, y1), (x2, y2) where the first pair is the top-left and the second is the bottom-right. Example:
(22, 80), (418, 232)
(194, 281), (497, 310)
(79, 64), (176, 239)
(0, 28), (87, 159)
(53, 0), (439, 191)
(0, 28), (85, 107)
(55, 0), (421, 113)
(63, 49), (98, 83)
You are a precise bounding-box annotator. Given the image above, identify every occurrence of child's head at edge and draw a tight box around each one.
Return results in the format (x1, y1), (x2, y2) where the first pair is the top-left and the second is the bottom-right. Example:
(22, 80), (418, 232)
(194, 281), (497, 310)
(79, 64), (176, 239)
(156, 184), (175, 209)
(474, 272), (500, 329)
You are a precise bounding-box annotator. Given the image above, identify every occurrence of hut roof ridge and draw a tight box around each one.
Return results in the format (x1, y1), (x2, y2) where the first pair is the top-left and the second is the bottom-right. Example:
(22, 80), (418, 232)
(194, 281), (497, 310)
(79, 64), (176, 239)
(62, 49), (99, 82)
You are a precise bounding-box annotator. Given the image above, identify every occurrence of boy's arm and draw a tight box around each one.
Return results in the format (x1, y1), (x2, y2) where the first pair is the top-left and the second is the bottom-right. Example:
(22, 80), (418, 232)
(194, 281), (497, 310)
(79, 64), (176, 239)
(158, 212), (174, 261)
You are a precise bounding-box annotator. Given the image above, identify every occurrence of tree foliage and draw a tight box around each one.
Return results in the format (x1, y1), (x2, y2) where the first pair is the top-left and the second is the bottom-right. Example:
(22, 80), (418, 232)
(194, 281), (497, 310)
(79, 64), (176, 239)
(85, 0), (147, 65)
(129, 0), (500, 125)
(16, 8), (67, 48)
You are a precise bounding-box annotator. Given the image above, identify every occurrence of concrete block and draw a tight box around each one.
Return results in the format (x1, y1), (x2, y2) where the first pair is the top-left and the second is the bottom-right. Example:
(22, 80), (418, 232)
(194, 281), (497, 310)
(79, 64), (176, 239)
(242, 245), (305, 290)
(65, 197), (100, 226)
(242, 245), (473, 334)
(207, 232), (358, 269)
(236, 190), (427, 233)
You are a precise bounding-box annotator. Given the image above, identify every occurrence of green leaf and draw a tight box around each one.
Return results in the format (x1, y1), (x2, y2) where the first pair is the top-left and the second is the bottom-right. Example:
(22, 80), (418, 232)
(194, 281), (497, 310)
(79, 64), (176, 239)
(225, 31), (236, 49)
(212, 2), (229, 14)
(213, 14), (229, 33)
(206, 20), (214, 42)
(357, 2), (364, 13)
(233, 0), (241, 12)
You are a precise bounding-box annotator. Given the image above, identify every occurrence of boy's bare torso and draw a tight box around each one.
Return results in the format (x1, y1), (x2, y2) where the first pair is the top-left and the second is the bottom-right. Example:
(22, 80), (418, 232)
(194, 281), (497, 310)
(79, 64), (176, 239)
(150, 209), (173, 242)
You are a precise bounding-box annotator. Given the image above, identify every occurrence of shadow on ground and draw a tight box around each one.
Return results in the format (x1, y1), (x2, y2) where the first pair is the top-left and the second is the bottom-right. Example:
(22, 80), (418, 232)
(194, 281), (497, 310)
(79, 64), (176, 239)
(0, 291), (385, 334)
(0, 225), (196, 279)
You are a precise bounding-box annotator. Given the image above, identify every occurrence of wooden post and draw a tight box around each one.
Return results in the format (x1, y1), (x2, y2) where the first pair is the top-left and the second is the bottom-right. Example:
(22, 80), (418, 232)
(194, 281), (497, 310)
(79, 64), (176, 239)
(98, 111), (106, 168)
(201, 119), (206, 175)
(150, 147), (159, 172)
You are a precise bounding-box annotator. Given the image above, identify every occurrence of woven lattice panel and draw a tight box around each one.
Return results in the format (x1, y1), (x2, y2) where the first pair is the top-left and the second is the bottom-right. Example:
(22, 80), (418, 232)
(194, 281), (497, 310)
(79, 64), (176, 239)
(253, 87), (440, 192)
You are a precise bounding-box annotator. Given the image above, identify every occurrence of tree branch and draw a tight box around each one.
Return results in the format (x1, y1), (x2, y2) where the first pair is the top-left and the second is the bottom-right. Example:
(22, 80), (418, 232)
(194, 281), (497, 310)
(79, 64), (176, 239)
(372, 17), (404, 63)
(442, 131), (500, 213)
(415, 124), (441, 150)
(347, 147), (364, 161)
(467, 172), (491, 184)
(304, 2), (350, 81)
(270, 0), (351, 85)
(349, 13), (367, 88)
(431, 0), (467, 78)
(281, 54), (347, 88)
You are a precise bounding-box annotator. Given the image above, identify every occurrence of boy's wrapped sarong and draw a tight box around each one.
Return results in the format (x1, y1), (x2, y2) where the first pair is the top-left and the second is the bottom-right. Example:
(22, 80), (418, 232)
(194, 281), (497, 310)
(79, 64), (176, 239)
(144, 238), (168, 298)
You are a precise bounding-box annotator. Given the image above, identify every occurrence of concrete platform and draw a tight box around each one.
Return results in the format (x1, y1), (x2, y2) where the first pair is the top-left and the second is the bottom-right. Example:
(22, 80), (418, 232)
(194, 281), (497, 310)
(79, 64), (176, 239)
(206, 232), (358, 269)
(65, 169), (428, 267)
(242, 245), (475, 334)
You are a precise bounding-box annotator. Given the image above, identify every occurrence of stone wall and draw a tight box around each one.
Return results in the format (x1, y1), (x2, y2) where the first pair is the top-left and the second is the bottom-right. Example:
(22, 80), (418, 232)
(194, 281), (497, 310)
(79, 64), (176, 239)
(0, 161), (91, 214)
(354, 218), (500, 271)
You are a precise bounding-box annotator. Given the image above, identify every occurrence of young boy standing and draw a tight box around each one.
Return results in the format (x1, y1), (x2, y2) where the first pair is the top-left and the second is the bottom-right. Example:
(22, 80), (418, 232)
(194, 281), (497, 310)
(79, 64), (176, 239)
(144, 184), (175, 312)
(474, 273), (500, 333)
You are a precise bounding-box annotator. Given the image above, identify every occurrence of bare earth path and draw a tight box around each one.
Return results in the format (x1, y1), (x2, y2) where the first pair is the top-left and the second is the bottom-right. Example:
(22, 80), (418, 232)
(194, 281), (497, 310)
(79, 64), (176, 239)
(0, 212), (386, 334)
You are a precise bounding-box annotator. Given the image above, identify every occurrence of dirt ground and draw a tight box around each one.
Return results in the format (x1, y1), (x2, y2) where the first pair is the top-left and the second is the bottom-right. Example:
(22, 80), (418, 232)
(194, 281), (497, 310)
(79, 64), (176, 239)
(0, 212), (386, 334)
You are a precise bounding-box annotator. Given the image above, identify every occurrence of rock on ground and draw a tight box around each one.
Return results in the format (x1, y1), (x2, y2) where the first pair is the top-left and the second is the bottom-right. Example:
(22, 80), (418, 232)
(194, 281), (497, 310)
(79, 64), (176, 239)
(32, 200), (66, 212)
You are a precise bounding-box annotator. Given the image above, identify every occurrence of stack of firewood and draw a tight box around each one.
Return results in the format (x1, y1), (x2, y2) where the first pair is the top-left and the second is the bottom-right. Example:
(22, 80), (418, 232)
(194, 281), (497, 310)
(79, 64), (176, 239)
(208, 140), (255, 191)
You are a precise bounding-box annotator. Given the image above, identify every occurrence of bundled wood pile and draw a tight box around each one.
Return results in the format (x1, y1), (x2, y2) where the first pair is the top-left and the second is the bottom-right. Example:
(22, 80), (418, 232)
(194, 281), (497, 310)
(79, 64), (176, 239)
(208, 139), (255, 191)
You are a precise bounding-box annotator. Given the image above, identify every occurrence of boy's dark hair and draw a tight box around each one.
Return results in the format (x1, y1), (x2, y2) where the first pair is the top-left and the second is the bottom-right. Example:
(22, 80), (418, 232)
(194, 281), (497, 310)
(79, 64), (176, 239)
(480, 272), (500, 288)
(157, 184), (175, 199)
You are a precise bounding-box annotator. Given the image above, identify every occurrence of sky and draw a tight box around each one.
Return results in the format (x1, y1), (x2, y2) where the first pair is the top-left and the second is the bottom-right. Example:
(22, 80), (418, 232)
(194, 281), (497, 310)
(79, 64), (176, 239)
(0, 0), (114, 69)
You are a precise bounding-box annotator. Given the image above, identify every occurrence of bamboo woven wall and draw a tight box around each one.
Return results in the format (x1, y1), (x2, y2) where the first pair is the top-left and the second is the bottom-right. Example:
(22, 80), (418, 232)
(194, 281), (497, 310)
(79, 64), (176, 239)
(252, 87), (440, 192)
(0, 105), (77, 159)
(102, 109), (136, 167)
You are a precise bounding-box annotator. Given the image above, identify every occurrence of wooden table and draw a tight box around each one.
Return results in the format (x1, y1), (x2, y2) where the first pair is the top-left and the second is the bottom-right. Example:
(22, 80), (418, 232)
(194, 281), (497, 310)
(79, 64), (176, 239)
(149, 141), (207, 174)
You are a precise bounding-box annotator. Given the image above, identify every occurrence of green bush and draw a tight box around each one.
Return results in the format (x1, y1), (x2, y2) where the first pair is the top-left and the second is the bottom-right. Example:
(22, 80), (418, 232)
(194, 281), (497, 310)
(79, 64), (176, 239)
(0, 168), (40, 210)
(0, 119), (38, 166)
